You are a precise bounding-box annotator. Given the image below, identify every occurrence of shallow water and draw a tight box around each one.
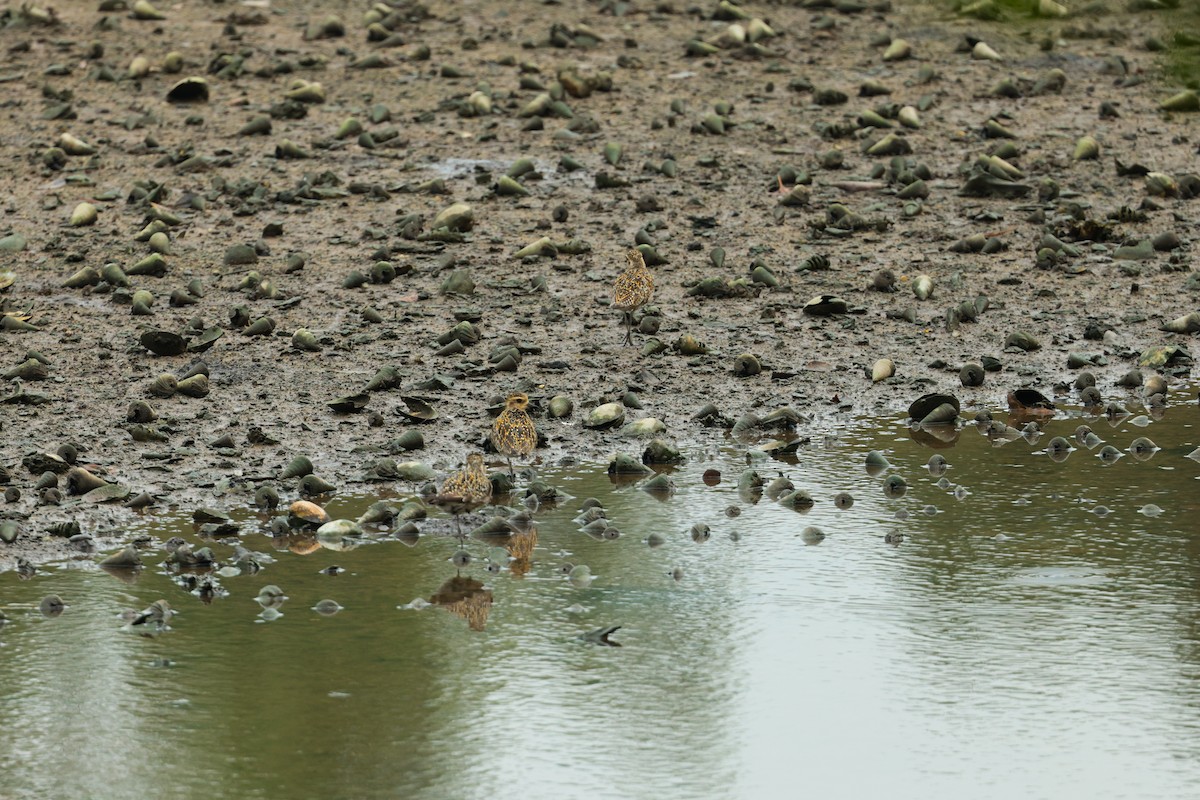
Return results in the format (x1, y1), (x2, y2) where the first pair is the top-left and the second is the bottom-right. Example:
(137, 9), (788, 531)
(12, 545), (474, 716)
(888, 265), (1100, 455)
(2, 393), (1199, 800)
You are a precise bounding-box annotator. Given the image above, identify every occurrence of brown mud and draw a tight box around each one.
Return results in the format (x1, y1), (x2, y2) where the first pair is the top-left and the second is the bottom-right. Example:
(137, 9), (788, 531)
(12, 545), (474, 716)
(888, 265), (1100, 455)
(0, 0), (1197, 566)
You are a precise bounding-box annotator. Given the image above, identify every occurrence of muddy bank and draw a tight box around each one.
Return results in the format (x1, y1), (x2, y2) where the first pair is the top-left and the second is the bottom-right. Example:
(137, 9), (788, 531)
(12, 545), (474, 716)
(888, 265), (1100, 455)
(0, 0), (1197, 566)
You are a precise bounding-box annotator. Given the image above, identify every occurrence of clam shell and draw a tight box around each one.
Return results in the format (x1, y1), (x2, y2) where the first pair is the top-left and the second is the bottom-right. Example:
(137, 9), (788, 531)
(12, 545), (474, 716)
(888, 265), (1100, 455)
(802, 295), (848, 316)
(188, 326), (224, 352)
(584, 402), (625, 430)
(166, 77), (209, 104)
(289, 500), (330, 526)
(140, 330), (187, 356)
(327, 393), (369, 413)
(621, 418), (666, 438)
(397, 396), (437, 422)
(548, 395), (574, 419)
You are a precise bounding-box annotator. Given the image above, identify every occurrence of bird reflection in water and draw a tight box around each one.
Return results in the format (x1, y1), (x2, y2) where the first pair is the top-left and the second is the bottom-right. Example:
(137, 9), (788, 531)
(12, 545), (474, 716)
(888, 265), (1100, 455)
(429, 575), (493, 632)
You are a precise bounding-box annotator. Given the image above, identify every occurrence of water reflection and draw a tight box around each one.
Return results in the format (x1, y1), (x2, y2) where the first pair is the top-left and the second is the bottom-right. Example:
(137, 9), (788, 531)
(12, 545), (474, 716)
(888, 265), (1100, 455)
(1, 392), (1199, 799)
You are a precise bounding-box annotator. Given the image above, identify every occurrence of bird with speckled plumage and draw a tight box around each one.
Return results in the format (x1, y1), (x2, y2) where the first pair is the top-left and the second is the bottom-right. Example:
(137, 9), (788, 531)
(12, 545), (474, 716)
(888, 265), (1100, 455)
(612, 248), (654, 346)
(491, 393), (537, 476)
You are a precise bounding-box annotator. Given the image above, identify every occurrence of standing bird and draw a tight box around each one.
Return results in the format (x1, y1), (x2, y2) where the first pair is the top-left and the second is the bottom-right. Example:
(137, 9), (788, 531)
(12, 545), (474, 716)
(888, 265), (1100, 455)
(431, 453), (493, 539)
(490, 392), (537, 476)
(612, 247), (654, 346)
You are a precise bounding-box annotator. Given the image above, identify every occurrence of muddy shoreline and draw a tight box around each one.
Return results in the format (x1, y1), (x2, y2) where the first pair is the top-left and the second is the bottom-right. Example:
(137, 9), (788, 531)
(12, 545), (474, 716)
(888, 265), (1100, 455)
(1, 0), (1197, 566)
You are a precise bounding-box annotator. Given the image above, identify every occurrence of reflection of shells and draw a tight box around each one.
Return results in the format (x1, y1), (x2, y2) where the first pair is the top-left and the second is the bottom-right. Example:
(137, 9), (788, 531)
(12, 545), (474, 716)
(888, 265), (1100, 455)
(1128, 437), (1157, 461)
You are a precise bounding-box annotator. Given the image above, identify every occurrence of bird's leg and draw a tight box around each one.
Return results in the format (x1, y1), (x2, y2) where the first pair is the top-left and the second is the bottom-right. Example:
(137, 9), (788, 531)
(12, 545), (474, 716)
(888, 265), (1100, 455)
(506, 455), (515, 478)
(623, 311), (633, 346)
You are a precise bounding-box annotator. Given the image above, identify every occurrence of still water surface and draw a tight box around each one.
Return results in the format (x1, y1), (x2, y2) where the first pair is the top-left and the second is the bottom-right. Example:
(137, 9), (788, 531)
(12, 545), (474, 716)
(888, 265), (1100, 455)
(2, 397), (1199, 800)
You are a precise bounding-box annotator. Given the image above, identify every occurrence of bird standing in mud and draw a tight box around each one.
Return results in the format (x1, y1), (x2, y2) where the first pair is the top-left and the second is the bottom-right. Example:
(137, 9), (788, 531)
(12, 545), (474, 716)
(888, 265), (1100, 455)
(612, 247), (654, 346)
(491, 392), (537, 476)
(431, 453), (493, 539)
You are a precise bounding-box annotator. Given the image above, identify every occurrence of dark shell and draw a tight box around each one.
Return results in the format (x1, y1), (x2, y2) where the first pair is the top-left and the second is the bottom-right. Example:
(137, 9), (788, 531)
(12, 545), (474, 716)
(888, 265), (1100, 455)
(907, 393), (960, 422)
(327, 393), (369, 413)
(802, 294), (849, 316)
(140, 330), (187, 356)
(1008, 388), (1055, 412)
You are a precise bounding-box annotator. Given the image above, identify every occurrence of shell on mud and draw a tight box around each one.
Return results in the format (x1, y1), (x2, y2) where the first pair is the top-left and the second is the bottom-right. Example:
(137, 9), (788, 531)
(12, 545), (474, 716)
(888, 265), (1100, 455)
(289, 500), (330, 527)
(547, 395), (574, 419)
(292, 328), (321, 351)
(148, 373), (178, 398)
(280, 455), (314, 479)
(1162, 311), (1200, 334)
(70, 202), (98, 227)
(391, 430), (424, 452)
(244, 317), (276, 336)
(802, 295), (848, 316)
(176, 374), (209, 398)
(300, 474), (337, 496)
(189, 326), (224, 353)
(66, 466), (108, 495)
(363, 366), (402, 392)
(959, 363), (985, 387)
(621, 418), (666, 438)
(1004, 331), (1041, 352)
(870, 358), (895, 382)
(255, 486), (280, 510)
(166, 77), (209, 104)
(397, 395), (438, 422)
(733, 353), (762, 377)
(140, 330), (187, 356)
(83, 483), (130, 504)
(675, 335), (708, 356)
(328, 392), (369, 413)
(393, 461), (437, 482)
(3, 358), (48, 381)
(731, 412), (760, 436)
(584, 402), (625, 430)
(911, 275), (934, 300)
(431, 202), (473, 232)
(907, 393), (960, 424)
